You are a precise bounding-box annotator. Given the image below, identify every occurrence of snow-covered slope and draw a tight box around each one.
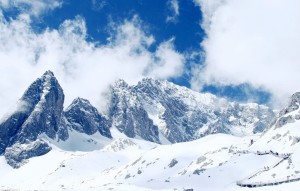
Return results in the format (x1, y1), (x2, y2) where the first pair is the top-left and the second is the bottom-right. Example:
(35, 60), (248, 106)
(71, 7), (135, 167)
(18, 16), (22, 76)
(108, 78), (275, 143)
(233, 92), (300, 188)
(251, 92), (300, 153)
(1, 132), (295, 191)
(1, 88), (300, 190)
(0, 136), (158, 190)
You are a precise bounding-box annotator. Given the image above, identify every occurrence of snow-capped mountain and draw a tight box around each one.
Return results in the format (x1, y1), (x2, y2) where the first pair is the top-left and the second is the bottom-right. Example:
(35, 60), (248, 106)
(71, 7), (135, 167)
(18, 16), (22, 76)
(0, 71), (276, 169)
(5, 71), (300, 191)
(65, 97), (111, 138)
(108, 78), (275, 143)
(108, 79), (160, 144)
(0, 71), (67, 167)
(0, 71), (112, 167)
(220, 91), (300, 188)
(251, 92), (300, 153)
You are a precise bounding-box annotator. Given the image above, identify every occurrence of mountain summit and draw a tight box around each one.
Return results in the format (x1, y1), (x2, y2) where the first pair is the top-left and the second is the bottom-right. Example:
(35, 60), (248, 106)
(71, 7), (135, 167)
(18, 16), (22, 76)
(108, 78), (275, 143)
(0, 71), (111, 167)
(65, 97), (112, 138)
(0, 71), (65, 167)
(0, 71), (275, 168)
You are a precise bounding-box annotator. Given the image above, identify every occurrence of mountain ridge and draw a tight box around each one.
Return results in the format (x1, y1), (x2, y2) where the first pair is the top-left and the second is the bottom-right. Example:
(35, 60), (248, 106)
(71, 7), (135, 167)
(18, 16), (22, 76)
(109, 77), (275, 143)
(0, 71), (111, 167)
(2, 71), (300, 190)
(0, 71), (275, 168)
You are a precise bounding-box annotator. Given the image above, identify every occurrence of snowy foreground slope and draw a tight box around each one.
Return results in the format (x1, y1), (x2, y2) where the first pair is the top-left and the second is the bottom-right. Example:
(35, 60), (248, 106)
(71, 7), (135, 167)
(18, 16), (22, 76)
(0, 133), (270, 190)
(1, 131), (300, 191)
(2, 71), (300, 190)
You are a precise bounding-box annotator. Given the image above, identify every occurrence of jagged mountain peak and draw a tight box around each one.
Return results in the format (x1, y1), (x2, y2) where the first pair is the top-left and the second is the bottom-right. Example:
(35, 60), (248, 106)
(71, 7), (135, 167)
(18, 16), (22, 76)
(138, 77), (163, 85)
(40, 70), (60, 89)
(66, 97), (92, 111)
(250, 91), (300, 154)
(72, 97), (89, 103)
(113, 79), (129, 89)
(279, 92), (300, 117)
(113, 78), (172, 92)
(109, 77), (275, 143)
(135, 77), (221, 107)
(0, 73), (275, 168)
(65, 97), (112, 138)
(42, 70), (55, 77)
(14, 70), (64, 138)
(269, 92), (300, 129)
(136, 78), (176, 91)
(0, 71), (66, 166)
(0, 71), (113, 167)
(22, 70), (63, 104)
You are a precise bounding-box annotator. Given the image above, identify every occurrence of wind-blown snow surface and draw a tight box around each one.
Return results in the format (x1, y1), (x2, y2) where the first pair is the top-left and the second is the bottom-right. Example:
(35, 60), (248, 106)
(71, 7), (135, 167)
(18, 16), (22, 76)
(0, 132), (296, 191)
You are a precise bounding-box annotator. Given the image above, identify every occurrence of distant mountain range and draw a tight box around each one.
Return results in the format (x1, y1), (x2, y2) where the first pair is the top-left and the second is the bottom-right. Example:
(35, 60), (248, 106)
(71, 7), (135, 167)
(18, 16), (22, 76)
(0, 71), (275, 168)
(109, 78), (274, 143)
(4, 71), (300, 190)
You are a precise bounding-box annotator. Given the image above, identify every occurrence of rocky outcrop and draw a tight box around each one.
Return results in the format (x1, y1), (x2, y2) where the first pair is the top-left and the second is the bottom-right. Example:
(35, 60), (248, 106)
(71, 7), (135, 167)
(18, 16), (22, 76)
(4, 139), (52, 168)
(275, 92), (300, 128)
(0, 71), (112, 168)
(65, 97), (112, 138)
(0, 71), (275, 168)
(108, 78), (275, 143)
(108, 80), (160, 143)
(0, 71), (66, 155)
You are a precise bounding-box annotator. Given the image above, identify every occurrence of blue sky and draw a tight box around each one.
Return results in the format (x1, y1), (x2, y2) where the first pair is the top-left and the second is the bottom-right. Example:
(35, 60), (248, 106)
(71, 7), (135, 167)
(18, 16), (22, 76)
(37, 0), (204, 88)
(40, 0), (270, 104)
(1, 0), (300, 113)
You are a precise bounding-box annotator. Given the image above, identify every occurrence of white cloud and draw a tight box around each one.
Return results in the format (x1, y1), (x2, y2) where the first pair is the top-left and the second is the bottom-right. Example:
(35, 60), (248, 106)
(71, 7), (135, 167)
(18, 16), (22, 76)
(0, 0), (62, 16)
(91, 0), (106, 11)
(192, 0), (300, 107)
(0, 14), (185, 116)
(166, 0), (179, 23)
(146, 38), (184, 78)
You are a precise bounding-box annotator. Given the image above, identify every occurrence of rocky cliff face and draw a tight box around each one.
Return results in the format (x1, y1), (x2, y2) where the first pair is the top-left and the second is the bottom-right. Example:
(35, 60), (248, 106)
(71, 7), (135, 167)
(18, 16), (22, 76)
(108, 78), (275, 143)
(108, 80), (160, 143)
(275, 92), (300, 128)
(251, 92), (300, 154)
(0, 71), (276, 168)
(0, 71), (66, 167)
(65, 97), (112, 138)
(0, 71), (64, 151)
(0, 71), (112, 167)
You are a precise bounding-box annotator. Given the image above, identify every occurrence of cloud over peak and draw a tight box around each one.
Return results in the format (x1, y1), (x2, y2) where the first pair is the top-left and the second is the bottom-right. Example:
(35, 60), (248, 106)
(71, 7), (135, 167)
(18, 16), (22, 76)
(0, 13), (185, 116)
(193, 0), (300, 107)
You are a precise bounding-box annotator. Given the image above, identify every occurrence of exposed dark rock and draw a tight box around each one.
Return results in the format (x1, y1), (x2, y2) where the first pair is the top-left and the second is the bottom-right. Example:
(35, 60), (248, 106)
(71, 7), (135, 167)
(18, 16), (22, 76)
(65, 97), (111, 138)
(168, 159), (178, 168)
(0, 71), (66, 155)
(108, 80), (159, 143)
(108, 78), (275, 143)
(4, 139), (51, 168)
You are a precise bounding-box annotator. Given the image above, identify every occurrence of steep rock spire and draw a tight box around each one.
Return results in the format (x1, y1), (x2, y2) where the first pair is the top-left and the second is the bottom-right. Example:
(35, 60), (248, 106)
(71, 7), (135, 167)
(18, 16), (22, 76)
(0, 71), (66, 154)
